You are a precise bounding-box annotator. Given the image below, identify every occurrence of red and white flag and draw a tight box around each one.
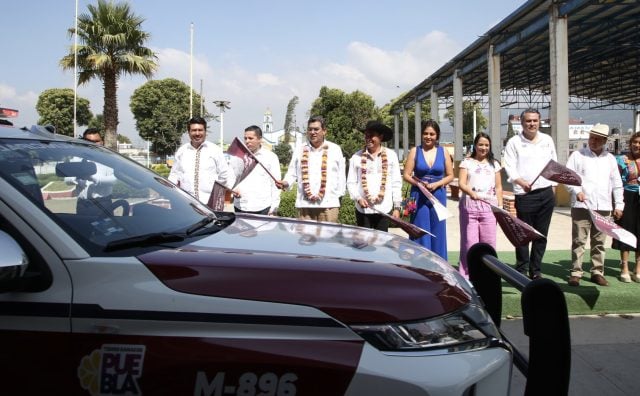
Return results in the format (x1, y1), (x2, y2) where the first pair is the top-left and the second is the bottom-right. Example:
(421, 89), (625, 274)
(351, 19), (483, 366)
(535, 159), (582, 186)
(589, 210), (637, 248)
(488, 203), (545, 247)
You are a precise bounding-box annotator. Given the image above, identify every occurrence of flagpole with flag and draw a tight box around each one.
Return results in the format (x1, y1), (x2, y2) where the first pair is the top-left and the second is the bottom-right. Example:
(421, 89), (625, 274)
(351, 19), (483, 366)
(531, 159), (582, 187)
(369, 207), (434, 239)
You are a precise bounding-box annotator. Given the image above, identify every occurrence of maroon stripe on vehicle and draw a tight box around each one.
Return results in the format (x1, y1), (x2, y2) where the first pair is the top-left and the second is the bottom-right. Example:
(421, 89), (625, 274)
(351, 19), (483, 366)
(140, 248), (469, 324)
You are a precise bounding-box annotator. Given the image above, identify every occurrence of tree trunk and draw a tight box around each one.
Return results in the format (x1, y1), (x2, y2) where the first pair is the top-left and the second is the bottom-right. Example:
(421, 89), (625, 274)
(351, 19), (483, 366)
(103, 70), (119, 150)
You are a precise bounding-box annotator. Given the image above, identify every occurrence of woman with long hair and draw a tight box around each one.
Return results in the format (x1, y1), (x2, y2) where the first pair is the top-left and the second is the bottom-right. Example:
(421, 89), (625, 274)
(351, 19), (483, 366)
(457, 133), (503, 278)
(402, 119), (454, 259)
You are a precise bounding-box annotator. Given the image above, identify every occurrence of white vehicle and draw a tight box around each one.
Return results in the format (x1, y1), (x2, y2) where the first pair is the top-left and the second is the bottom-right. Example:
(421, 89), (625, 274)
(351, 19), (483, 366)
(0, 125), (566, 395)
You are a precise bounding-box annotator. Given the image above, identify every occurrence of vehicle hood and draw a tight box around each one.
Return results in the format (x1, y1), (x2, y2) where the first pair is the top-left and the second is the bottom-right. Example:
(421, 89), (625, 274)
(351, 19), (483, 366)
(138, 214), (471, 325)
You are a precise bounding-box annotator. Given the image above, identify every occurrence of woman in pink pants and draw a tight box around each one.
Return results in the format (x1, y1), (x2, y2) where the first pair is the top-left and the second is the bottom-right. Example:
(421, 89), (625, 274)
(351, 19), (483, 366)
(458, 133), (503, 278)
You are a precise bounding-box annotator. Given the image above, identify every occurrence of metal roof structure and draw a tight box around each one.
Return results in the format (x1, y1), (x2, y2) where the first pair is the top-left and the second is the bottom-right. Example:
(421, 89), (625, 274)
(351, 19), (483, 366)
(392, 0), (640, 113)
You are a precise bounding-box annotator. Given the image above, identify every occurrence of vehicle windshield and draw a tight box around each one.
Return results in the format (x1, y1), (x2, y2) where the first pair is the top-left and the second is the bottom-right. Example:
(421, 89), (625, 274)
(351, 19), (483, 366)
(0, 136), (225, 255)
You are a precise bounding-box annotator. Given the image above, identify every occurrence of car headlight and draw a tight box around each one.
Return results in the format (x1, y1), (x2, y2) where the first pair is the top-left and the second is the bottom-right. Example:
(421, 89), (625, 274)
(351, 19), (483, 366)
(350, 304), (500, 353)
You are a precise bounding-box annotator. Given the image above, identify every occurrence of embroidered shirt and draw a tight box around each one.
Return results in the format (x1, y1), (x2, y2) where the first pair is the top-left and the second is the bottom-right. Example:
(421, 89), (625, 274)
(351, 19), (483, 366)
(459, 157), (502, 204)
(168, 140), (235, 204)
(347, 147), (402, 214)
(566, 147), (624, 211)
(283, 140), (346, 208)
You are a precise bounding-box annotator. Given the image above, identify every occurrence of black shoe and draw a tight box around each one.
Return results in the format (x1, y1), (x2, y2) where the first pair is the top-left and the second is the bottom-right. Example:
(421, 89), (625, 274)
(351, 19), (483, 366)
(531, 273), (543, 280)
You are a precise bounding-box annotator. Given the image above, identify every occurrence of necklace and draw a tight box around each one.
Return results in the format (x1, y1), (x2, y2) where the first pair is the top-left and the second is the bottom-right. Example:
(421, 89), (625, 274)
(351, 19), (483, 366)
(301, 144), (328, 202)
(361, 147), (388, 204)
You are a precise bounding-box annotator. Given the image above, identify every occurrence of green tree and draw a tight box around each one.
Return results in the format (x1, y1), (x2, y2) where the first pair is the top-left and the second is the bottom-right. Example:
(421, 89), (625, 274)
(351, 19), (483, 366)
(309, 87), (378, 159)
(36, 88), (92, 137)
(283, 96), (299, 144)
(60, 0), (157, 149)
(88, 113), (104, 131)
(273, 142), (292, 167)
(505, 118), (516, 146)
(444, 100), (488, 147)
(130, 78), (208, 156)
(380, 95), (431, 149)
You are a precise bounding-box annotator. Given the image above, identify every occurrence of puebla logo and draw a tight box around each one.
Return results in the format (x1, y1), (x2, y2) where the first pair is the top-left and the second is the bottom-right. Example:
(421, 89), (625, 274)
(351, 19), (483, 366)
(77, 344), (146, 395)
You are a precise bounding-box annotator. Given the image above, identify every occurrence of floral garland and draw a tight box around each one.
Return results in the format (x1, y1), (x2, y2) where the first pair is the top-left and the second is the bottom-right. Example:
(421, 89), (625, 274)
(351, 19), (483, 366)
(301, 144), (328, 202)
(360, 147), (388, 204)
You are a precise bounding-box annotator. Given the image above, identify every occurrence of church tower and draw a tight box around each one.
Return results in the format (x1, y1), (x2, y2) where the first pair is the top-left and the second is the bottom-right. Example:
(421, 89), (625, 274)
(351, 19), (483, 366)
(263, 108), (273, 133)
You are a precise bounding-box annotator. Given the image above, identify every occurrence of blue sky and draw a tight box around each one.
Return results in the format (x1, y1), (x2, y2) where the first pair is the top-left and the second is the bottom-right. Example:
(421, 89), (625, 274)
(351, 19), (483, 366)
(0, 0), (554, 145)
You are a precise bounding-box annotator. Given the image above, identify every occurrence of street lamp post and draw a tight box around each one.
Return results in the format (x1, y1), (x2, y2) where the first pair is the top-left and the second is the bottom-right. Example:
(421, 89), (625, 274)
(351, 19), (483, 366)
(212, 100), (231, 147)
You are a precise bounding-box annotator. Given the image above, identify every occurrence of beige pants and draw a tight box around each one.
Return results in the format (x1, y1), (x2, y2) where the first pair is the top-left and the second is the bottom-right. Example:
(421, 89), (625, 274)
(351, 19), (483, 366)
(298, 207), (339, 223)
(571, 207), (609, 277)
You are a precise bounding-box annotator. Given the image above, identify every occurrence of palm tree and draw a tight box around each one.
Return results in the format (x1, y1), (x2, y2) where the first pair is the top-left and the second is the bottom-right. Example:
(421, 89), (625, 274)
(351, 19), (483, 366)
(60, 0), (157, 149)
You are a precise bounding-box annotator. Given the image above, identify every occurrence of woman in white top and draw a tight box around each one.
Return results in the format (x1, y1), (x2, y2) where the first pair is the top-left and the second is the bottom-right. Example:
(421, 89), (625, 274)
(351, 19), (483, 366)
(458, 133), (503, 279)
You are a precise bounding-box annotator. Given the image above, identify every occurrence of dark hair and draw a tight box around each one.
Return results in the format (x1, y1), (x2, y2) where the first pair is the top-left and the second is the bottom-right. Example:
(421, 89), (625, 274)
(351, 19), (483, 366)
(82, 127), (102, 140)
(629, 131), (640, 146)
(420, 119), (441, 141)
(520, 108), (541, 120)
(307, 115), (326, 129)
(244, 125), (263, 138)
(188, 117), (207, 131)
(470, 132), (497, 168)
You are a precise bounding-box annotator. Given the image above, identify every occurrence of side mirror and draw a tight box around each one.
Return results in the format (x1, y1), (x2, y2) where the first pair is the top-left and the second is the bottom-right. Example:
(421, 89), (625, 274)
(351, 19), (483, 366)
(0, 230), (29, 290)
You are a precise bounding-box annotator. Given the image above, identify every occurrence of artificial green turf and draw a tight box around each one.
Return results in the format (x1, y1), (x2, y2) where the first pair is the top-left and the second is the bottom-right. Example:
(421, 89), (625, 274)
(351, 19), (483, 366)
(448, 250), (640, 318)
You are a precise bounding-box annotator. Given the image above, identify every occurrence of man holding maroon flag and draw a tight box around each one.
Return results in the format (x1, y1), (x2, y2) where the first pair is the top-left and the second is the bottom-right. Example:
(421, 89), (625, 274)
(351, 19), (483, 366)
(565, 123), (624, 286)
(231, 125), (281, 215)
(503, 108), (557, 279)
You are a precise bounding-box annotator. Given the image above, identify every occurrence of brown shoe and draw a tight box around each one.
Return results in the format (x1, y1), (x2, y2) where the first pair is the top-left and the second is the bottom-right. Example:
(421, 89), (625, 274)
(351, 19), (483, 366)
(568, 276), (581, 286)
(590, 274), (609, 286)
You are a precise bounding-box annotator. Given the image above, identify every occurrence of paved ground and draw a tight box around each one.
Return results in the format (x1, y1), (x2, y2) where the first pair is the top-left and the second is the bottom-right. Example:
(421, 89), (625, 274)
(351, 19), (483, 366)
(390, 198), (637, 395)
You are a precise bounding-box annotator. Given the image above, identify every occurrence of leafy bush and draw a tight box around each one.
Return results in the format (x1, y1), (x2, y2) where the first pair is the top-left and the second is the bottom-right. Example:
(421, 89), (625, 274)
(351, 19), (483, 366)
(276, 183), (356, 226)
(151, 164), (171, 178)
(37, 173), (63, 188)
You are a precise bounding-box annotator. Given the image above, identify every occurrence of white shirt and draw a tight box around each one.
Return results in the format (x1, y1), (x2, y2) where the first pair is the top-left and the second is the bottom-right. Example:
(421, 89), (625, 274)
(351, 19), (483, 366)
(566, 147), (624, 211)
(168, 140), (235, 204)
(233, 147), (281, 213)
(459, 158), (502, 204)
(503, 131), (558, 195)
(283, 140), (346, 208)
(347, 147), (403, 214)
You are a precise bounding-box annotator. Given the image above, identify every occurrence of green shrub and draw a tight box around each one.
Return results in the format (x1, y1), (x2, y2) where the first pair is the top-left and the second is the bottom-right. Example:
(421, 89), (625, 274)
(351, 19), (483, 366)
(276, 183), (356, 226)
(37, 173), (63, 188)
(151, 164), (171, 178)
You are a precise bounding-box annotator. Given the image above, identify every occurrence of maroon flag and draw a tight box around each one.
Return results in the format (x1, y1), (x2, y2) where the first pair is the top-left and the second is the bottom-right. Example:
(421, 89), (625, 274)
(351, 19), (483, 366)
(488, 203), (545, 247)
(226, 137), (258, 187)
(535, 159), (582, 186)
(589, 210), (637, 248)
(370, 207), (434, 239)
(207, 181), (229, 211)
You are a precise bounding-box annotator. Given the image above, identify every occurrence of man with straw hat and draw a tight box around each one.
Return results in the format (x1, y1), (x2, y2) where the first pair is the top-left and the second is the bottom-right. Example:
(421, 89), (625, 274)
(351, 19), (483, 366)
(566, 123), (624, 286)
(347, 121), (402, 231)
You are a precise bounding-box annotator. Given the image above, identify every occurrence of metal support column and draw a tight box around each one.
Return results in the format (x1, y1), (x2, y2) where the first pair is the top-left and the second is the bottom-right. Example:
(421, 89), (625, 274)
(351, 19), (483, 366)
(453, 70), (464, 161)
(488, 45), (502, 160)
(402, 109), (409, 161)
(414, 101), (422, 149)
(549, 4), (570, 165)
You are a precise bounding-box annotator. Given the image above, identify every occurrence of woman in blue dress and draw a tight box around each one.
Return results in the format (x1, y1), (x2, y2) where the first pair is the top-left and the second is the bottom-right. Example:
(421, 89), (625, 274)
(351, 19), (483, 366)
(403, 119), (454, 259)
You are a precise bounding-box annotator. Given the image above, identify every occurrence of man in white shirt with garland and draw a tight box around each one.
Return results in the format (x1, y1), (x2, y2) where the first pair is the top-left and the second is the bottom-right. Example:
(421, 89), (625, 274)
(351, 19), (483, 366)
(503, 108), (557, 279)
(347, 121), (402, 231)
(276, 115), (345, 223)
(169, 117), (235, 204)
(232, 125), (281, 215)
(566, 123), (624, 287)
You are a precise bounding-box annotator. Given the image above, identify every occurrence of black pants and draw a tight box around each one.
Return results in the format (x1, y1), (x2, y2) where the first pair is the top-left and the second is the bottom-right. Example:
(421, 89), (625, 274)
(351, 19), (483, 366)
(514, 187), (554, 276)
(356, 211), (390, 232)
